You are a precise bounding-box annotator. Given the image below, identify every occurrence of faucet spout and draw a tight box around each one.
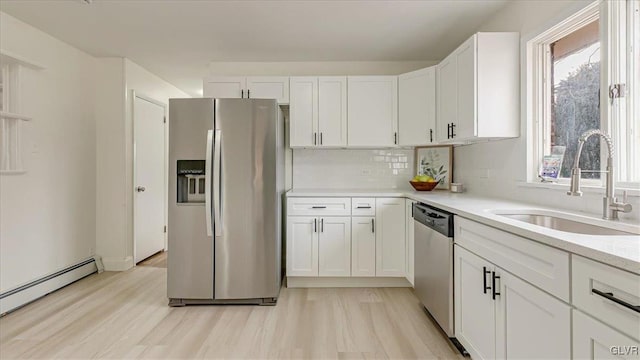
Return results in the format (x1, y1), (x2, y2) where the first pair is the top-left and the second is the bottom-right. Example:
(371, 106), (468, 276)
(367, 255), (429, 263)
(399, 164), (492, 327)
(566, 129), (631, 220)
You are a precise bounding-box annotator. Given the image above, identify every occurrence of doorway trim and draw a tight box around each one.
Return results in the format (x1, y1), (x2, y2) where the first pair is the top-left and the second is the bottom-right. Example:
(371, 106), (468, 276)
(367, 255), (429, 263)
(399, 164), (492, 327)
(132, 90), (168, 265)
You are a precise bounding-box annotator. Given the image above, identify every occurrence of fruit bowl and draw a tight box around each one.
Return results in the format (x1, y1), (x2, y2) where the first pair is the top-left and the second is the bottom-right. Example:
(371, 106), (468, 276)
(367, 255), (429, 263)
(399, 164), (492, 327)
(410, 181), (439, 191)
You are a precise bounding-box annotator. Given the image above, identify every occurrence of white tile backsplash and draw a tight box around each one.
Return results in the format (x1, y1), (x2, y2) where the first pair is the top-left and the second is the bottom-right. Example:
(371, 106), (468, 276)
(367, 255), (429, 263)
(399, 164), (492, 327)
(292, 149), (415, 189)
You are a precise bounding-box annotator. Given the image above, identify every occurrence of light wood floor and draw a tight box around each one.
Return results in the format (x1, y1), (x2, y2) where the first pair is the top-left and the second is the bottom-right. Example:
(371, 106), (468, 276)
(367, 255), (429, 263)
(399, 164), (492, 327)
(0, 253), (463, 359)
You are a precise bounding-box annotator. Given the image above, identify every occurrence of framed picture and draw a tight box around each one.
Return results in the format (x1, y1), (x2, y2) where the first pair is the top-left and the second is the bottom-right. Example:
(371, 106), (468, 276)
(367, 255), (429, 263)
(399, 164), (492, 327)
(415, 145), (453, 190)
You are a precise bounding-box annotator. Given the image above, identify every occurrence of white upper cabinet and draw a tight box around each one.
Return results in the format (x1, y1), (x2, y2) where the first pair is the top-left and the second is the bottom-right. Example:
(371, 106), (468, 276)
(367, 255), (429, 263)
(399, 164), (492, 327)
(398, 67), (436, 146)
(203, 76), (245, 99)
(289, 76), (347, 148)
(245, 76), (290, 104)
(347, 76), (398, 147)
(203, 76), (289, 104)
(289, 77), (318, 147)
(437, 32), (520, 143)
(318, 77), (347, 147)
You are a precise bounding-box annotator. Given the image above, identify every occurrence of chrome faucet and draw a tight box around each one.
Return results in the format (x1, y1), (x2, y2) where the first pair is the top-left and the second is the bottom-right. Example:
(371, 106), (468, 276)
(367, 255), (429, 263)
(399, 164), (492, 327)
(567, 129), (632, 220)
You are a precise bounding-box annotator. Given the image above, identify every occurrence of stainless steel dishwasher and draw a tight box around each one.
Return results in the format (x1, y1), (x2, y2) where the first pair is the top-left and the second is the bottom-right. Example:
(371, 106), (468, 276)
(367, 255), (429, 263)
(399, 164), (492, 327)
(413, 202), (466, 354)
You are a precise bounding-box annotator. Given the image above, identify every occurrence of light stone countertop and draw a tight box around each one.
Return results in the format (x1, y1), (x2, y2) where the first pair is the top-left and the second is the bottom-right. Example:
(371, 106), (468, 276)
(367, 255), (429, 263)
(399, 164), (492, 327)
(286, 188), (640, 274)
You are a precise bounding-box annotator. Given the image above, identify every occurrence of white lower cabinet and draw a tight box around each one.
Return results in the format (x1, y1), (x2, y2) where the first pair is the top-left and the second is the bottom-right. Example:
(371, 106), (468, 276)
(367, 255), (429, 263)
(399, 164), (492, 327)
(455, 245), (571, 360)
(455, 245), (497, 360)
(496, 269), (571, 359)
(573, 309), (640, 360)
(286, 216), (318, 276)
(351, 216), (376, 277)
(375, 198), (406, 277)
(318, 217), (351, 277)
(287, 196), (408, 282)
(405, 199), (416, 285)
(287, 216), (350, 277)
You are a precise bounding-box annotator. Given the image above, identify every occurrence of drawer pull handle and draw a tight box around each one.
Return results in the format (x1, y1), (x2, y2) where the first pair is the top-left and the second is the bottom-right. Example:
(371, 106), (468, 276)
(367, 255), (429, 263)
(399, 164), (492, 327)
(311, 206), (327, 209)
(356, 206), (372, 209)
(592, 289), (640, 314)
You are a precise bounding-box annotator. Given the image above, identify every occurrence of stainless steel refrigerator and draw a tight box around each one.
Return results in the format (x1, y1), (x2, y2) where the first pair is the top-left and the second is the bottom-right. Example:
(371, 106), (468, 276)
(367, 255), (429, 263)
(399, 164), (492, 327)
(167, 98), (284, 306)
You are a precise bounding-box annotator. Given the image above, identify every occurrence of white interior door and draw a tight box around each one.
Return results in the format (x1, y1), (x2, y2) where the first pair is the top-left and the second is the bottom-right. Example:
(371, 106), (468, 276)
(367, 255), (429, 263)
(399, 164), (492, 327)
(134, 94), (166, 263)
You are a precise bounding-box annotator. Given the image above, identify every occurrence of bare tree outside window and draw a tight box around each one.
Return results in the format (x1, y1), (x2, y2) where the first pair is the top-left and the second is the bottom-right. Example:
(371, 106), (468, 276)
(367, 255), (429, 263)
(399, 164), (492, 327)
(549, 20), (601, 179)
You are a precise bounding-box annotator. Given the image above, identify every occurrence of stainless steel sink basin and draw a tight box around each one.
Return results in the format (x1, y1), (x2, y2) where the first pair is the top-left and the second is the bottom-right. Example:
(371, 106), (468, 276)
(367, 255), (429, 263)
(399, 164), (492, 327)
(499, 214), (635, 236)
(489, 209), (639, 236)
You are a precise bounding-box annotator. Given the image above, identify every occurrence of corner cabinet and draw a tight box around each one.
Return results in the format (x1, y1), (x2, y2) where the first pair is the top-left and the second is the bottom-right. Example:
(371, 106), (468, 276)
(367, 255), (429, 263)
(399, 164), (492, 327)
(203, 76), (289, 104)
(347, 76), (398, 147)
(289, 76), (347, 148)
(398, 67), (436, 146)
(436, 32), (520, 143)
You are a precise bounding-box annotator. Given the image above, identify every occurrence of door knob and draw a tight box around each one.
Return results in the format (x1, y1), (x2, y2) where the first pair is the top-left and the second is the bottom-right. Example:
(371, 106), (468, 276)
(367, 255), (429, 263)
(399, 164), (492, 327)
(136, 186), (146, 192)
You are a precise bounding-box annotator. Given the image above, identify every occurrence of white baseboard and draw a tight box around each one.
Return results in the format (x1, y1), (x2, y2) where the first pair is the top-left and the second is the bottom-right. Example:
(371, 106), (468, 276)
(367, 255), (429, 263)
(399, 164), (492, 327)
(0, 259), (97, 314)
(286, 276), (412, 288)
(101, 256), (134, 271)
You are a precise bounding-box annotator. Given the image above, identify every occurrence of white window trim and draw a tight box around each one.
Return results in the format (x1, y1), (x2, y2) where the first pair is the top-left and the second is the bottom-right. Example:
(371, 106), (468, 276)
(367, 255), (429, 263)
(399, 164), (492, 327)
(526, 0), (639, 190)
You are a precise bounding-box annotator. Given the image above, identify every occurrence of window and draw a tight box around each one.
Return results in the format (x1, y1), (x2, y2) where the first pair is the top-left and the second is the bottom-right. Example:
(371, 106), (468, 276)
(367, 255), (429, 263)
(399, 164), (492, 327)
(529, 0), (639, 186)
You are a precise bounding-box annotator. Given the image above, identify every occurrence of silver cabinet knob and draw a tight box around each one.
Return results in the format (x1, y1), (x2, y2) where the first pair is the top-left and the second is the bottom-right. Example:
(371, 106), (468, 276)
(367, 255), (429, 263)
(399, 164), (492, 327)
(136, 186), (146, 192)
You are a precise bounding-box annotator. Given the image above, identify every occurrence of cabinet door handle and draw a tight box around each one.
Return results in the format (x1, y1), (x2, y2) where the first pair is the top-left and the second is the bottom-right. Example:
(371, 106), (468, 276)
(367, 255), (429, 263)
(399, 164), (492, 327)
(592, 289), (640, 313)
(311, 206), (326, 209)
(430, 129), (433, 143)
(483, 267), (491, 294)
(451, 123), (456, 138)
(371, 219), (375, 233)
(447, 123), (451, 139)
(241, 89), (244, 98)
(491, 271), (500, 300)
(313, 218), (317, 233)
(356, 206), (371, 209)
(247, 89), (250, 98)
(320, 132), (323, 145)
(313, 132), (317, 145)
(320, 218), (324, 233)
(394, 132), (397, 144)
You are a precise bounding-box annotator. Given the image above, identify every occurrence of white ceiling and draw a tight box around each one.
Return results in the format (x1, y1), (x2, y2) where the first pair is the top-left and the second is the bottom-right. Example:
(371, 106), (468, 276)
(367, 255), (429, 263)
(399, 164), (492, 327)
(0, 0), (509, 96)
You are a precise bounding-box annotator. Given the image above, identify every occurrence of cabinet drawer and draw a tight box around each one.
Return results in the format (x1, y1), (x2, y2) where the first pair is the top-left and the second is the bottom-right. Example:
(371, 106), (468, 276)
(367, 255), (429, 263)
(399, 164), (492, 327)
(573, 255), (640, 341)
(352, 198), (376, 216)
(573, 309), (640, 359)
(287, 197), (351, 216)
(454, 216), (570, 301)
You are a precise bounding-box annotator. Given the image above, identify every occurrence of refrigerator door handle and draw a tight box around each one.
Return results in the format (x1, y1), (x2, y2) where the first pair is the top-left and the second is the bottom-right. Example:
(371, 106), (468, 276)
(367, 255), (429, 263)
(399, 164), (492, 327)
(214, 129), (222, 237)
(205, 130), (213, 237)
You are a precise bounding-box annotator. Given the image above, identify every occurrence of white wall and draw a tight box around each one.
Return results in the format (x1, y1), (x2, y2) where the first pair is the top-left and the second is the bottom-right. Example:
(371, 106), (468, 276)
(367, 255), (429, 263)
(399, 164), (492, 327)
(454, 0), (639, 222)
(95, 58), (189, 271)
(293, 149), (414, 190)
(0, 12), (97, 291)
(122, 59), (189, 266)
(95, 58), (127, 270)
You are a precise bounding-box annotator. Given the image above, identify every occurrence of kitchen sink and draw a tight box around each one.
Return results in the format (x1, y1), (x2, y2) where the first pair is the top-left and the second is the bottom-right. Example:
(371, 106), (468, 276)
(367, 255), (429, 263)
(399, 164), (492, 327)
(491, 209), (639, 236)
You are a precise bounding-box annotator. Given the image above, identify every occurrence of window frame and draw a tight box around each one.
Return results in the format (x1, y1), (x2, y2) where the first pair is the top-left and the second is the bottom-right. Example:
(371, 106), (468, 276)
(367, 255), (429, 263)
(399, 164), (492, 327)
(527, 0), (639, 189)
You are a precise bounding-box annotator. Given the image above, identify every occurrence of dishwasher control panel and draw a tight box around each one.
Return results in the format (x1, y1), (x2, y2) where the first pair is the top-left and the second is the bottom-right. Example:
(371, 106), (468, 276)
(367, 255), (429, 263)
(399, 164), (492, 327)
(413, 203), (454, 237)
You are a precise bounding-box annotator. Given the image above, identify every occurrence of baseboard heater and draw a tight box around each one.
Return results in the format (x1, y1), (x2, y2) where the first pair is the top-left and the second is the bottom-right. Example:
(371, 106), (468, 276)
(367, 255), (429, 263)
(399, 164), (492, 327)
(0, 258), (98, 315)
